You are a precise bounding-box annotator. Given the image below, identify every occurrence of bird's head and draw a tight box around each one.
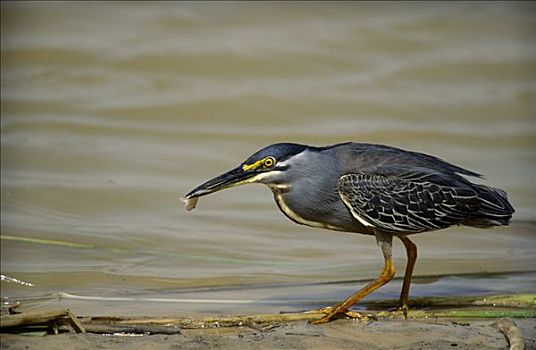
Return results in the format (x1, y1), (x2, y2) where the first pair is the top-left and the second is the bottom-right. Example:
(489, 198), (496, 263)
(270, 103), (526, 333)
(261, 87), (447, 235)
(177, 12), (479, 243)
(184, 143), (308, 199)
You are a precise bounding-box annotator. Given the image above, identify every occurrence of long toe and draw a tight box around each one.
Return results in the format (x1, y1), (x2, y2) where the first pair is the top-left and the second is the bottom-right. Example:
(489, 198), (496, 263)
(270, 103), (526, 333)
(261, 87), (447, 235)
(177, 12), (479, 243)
(311, 307), (368, 324)
(381, 304), (409, 319)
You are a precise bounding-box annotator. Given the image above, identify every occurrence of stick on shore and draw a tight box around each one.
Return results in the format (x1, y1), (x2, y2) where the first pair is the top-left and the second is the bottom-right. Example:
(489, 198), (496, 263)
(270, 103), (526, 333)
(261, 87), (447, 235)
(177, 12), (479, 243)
(1, 294), (534, 335)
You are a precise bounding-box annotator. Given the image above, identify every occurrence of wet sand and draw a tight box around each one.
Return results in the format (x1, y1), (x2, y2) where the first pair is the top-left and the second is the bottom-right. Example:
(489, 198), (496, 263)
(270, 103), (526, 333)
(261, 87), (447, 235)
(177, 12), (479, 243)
(2, 318), (535, 350)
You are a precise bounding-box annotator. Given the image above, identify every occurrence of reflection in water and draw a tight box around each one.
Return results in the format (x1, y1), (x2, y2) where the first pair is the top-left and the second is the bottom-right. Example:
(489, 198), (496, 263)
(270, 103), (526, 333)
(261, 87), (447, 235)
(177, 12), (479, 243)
(1, 2), (535, 315)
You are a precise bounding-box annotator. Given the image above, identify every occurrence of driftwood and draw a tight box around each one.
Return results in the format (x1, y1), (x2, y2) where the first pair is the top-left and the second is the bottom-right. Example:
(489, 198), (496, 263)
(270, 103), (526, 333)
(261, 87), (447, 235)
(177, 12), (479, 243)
(102, 310), (328, 329)
(0, 308), (85, 333)
(82, 323), (181, 335)
(1, 294), (534, 335)
(82, 293), (535, 330)
(92, 309), (535, 330)
(492, 318), (525, 350)
(365, 294), (536, 310)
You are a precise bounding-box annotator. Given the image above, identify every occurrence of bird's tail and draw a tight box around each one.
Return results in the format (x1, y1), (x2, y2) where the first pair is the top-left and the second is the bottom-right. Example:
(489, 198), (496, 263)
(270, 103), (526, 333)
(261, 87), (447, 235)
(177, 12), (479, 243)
(462, 184), (515, 228)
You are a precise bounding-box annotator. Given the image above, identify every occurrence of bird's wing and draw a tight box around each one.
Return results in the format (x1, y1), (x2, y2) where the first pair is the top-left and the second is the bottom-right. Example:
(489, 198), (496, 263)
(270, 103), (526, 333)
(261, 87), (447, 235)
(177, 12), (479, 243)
(337, 170), (480, 233)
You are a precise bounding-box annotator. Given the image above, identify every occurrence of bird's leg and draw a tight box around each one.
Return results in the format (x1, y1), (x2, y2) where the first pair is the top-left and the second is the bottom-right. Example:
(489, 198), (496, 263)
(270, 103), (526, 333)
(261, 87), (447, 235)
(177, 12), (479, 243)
(312, 231), (395, 324)
(391, 235), (417, 318)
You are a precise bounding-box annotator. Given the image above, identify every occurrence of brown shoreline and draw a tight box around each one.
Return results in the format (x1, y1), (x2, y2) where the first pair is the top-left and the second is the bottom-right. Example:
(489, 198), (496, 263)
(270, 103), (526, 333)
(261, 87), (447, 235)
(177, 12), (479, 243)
(2, 295), (535, 349)
(2, 318), (535, 350)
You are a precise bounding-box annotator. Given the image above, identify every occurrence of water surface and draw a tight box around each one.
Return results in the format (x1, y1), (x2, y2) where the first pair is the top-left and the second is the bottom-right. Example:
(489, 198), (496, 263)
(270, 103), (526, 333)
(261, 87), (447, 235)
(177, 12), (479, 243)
(1, 2), (535, 316)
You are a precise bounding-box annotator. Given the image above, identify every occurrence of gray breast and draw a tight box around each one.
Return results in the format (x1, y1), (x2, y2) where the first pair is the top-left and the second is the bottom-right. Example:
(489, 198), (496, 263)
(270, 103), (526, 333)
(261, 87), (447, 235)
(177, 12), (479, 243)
(272, 149), (373, 234)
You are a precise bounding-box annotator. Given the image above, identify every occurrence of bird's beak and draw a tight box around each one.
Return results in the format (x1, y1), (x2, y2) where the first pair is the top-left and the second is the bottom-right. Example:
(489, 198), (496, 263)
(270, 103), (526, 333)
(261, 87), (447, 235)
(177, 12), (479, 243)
(184, 165), (258, 199)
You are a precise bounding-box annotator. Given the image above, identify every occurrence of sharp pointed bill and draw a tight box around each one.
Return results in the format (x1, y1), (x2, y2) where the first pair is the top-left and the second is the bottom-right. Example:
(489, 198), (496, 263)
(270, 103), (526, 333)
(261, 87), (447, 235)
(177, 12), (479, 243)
(183, 164), (280, 201)
(184, 165), (251, 199)
(181, 165), (250, 211)
(181, 143), (305, 210)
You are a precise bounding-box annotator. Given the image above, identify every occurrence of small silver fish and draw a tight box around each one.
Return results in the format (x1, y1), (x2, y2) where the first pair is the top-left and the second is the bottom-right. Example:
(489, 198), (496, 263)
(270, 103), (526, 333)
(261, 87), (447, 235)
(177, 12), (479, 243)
(180, 196), (199, 211)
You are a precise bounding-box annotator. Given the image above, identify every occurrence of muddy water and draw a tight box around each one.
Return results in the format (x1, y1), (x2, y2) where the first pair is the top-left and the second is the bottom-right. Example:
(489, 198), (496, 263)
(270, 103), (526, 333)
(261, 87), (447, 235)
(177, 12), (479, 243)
(1, 2), (535, 316)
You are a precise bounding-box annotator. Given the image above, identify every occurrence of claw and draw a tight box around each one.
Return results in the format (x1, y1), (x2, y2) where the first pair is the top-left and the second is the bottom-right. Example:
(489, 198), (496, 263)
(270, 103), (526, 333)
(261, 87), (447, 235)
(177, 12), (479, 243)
(309, 306), (369, 324)
(373, 304), (409, 320)
(388, 304), (409, 319)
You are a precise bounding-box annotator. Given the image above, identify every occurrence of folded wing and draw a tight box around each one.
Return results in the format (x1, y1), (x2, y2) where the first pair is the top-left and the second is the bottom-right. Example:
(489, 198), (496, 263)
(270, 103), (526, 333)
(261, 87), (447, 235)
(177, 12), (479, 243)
(338, 170), (481, 233)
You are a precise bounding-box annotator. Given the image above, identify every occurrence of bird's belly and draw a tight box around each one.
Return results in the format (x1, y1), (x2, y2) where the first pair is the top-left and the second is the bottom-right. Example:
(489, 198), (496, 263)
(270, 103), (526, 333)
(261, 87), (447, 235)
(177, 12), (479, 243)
(273, 192), (371, 234)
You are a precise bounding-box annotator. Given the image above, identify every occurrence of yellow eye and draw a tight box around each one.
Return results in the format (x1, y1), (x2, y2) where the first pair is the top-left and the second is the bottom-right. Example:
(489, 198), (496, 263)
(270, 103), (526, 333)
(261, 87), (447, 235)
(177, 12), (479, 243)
(263, 157), (275, 168)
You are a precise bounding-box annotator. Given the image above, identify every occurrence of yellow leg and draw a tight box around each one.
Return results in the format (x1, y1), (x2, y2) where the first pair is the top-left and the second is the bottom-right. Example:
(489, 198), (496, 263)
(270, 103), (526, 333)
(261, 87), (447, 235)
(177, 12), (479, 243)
(396, 236), (417, 316)
(313, 231), (395, 324)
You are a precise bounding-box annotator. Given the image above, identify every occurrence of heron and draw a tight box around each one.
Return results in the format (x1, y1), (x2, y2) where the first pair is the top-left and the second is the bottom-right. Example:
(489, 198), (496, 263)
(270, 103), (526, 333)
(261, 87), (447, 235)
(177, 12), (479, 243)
(183, 142), (514, 323)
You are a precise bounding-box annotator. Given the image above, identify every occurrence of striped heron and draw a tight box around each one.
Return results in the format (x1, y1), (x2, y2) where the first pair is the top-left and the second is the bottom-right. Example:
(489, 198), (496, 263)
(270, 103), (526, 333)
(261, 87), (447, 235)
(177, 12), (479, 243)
(183, 142), (514, 323)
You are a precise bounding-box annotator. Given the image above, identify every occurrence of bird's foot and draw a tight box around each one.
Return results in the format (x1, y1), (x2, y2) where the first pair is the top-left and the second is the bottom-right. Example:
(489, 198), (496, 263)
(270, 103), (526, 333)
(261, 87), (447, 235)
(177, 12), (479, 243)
(384, 304), (409, 319)
(308, 306), (369, 324)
